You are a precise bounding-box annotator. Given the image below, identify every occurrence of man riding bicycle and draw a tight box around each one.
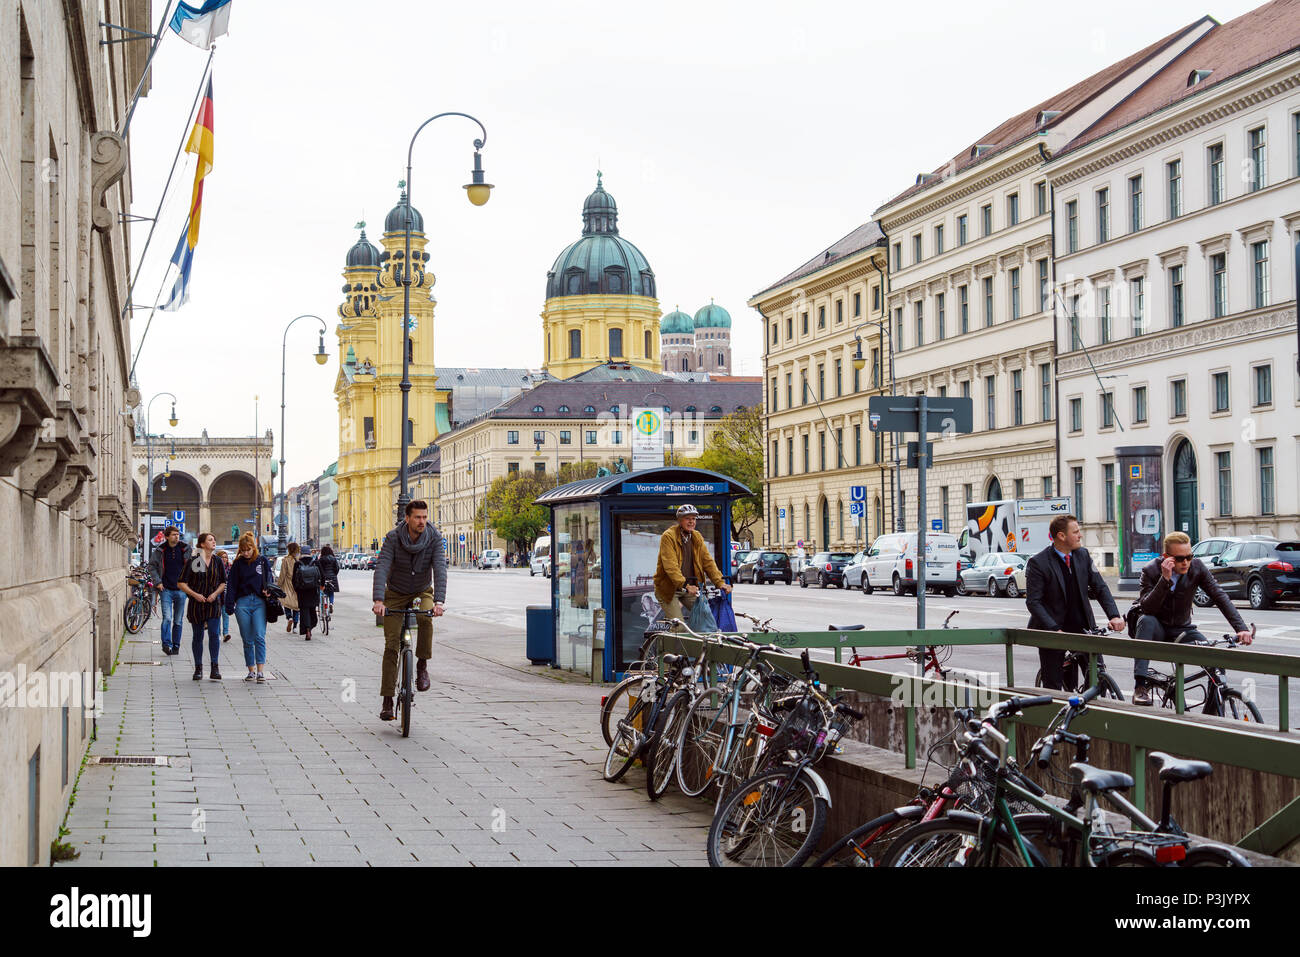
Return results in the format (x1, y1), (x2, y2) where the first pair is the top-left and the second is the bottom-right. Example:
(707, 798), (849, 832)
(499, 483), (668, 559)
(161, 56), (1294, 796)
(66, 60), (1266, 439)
(1130, 531), (1252, 706)
(654, 503), (730, 626)
(371, 500), (447, 722)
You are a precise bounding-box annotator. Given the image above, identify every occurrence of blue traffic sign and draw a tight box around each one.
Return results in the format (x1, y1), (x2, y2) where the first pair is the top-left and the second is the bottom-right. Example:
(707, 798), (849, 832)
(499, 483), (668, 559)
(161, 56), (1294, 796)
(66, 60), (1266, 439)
(931, 519), (943, 531)
(458, 533), (466, 544)
(849, 486), (865, 503)
(173, 510), (185, 523)
(849, 501), (864, 516)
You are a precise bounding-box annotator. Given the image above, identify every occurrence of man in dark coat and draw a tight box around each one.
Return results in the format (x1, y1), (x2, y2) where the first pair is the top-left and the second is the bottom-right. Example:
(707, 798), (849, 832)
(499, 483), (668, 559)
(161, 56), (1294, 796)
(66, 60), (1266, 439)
(1025, 514), (1125, 690)
(1131, 531), (1252, 705)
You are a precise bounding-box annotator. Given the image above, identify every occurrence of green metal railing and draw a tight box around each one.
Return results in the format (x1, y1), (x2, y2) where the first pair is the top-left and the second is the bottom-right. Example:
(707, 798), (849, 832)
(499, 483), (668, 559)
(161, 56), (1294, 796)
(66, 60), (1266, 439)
(657, 627), (1300, 857)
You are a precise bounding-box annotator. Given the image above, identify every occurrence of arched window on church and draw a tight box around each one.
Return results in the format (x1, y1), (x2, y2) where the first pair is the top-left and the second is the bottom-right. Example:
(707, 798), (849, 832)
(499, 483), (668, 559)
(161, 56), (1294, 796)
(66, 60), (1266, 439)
(407, 337), (414, 363)
(608, 328), (623, 358)
(681, 358), (688, 372)
(717, 353), (724, 367)
(569, 329), (581, 359)
(644, 330), (652, 357)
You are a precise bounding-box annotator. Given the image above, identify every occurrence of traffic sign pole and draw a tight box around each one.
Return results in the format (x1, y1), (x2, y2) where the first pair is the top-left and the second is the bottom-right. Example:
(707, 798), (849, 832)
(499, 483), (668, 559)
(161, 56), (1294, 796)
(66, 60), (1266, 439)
(916, 395), (928, 642)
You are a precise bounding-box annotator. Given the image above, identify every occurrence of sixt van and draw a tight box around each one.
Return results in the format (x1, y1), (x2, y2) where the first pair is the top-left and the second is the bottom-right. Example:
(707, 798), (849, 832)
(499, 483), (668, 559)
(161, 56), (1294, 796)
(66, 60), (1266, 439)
(959, 498), (1072, 563)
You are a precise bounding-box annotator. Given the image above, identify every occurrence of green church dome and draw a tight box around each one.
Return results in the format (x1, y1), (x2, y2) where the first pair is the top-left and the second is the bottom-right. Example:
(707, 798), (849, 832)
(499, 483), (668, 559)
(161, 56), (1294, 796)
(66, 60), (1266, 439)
(694, 301), (731, 329)
(660, 309), (694, 334)
(545, 173), (656, 300)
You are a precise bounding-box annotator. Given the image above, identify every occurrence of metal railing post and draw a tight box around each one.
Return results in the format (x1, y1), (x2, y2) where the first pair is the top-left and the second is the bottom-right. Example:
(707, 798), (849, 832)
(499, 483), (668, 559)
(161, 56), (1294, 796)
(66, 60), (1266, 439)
(1133, 745), (1147, 813)
(1280, 677), (1290, 733)
(1175, 663), (1185, 714)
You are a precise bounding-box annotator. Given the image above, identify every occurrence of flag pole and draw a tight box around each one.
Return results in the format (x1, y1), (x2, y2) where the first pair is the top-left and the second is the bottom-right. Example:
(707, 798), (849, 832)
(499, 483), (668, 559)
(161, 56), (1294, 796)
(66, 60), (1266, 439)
(117, 0), (178, 140)
(125, 48), (215, 380)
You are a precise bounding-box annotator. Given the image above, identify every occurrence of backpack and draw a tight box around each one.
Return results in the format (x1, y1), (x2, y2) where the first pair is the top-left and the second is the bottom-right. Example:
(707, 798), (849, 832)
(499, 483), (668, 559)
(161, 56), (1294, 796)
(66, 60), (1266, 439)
(297, 562), (321, 590)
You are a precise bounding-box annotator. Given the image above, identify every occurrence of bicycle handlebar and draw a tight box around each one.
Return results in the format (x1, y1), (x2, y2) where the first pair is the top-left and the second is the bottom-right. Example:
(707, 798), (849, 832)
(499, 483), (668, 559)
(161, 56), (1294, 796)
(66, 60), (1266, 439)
(383, 608), (438, 617)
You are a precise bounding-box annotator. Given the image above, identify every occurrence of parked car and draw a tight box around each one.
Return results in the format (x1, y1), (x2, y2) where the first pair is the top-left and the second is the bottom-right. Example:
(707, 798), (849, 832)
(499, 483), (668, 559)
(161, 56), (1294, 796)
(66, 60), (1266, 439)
(736, 551), (793, 585)
(363, 553), (377, 570)
(859, 532), (960, 597)
(954, 556), (973, 596)
(732, 548), (760, 576)
(530, 536), (551, 577)
(1191, 535), (1272, 606)
(959, 552), (1028, 597)
(798, 551), (857, 589)
(1205, 539), (1299, 610)
(478, 548), (504, 569)
(840, 550), (870, 589)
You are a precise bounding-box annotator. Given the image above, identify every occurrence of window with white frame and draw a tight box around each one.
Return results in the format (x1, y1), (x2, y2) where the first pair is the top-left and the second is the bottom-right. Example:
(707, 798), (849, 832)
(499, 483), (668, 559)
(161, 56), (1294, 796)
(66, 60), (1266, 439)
(1166, 158), (1182, 218)
(1211, 253), (1227, 317)
(1170, 265), (1185, 327)
(1249, 126), (1266, 192)
(1212, 370), (1230, 413)
(1253, 363), (1272, 407)
(1216, 450), (1232, 516)
(1259, 447), (1275, 514)
(1130, 277), (1145, 336)
(1066, 200), (1078, 252)
(1133, 385), (1147, 423)
(1128, 174), (1143, 232)
(1208, 143), (1225, 204)
(1252, 240), (1269, 308)
(1096, 187), (1110, 243)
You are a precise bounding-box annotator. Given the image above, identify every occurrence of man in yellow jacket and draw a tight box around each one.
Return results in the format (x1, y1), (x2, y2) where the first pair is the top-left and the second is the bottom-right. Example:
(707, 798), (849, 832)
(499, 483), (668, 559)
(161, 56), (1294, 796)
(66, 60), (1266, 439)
(654, 504), (731, 625)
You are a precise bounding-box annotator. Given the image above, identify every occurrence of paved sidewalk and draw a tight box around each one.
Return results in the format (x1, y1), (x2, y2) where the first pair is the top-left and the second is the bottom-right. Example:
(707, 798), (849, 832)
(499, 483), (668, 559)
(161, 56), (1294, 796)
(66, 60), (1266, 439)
(58, 582), (710, 866)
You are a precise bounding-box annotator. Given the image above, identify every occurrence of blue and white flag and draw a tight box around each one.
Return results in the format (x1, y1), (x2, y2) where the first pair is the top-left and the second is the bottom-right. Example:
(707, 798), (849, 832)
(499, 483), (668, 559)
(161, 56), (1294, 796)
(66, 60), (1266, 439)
(159, 223), (195, 311)
(168, 0), (233, 49)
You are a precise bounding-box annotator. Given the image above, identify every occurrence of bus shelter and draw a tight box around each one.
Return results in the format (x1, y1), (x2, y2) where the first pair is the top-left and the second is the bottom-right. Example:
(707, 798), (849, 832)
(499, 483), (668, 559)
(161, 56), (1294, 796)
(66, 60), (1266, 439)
(534, 467), (751, 681)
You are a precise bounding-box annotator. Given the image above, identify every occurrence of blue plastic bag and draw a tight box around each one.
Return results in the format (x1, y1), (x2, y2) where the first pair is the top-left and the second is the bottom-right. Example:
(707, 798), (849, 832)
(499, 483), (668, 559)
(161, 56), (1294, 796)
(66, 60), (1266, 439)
(708, 590), (737, 633)
(688, 593), (720, 633)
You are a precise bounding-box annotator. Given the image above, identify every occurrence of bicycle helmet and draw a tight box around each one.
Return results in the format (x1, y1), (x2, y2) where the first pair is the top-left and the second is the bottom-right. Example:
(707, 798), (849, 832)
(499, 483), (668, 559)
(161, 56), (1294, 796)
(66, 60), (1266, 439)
(675, 504), (699, 517)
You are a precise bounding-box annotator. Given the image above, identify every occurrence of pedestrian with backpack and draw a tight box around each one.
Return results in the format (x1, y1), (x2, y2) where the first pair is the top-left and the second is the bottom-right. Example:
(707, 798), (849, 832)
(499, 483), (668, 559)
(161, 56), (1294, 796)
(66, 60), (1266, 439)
(225, 532), (274, 683)
(277, 542), (301, 633)
(293, 551), (322, 640)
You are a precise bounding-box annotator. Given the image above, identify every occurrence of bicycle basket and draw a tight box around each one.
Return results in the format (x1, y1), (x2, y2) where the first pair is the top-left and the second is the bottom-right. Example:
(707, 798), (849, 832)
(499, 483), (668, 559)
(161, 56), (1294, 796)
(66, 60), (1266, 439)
(767, 695), (823, 760)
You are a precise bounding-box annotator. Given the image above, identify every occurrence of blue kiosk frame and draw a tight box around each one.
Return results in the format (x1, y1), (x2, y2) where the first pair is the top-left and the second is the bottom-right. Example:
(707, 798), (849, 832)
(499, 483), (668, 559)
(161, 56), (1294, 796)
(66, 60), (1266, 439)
(535, 467), (751, 682)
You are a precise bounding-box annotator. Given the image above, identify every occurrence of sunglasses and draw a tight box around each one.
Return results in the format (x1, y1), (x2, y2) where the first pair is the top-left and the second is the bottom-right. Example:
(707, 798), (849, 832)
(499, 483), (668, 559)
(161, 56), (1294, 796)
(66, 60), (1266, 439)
(1169, 554), (1193, 562)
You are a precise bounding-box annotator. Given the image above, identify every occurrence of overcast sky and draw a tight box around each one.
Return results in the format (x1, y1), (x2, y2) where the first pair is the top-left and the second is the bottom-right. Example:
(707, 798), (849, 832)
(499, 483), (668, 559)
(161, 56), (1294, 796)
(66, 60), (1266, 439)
(126, 0), (1261, 487)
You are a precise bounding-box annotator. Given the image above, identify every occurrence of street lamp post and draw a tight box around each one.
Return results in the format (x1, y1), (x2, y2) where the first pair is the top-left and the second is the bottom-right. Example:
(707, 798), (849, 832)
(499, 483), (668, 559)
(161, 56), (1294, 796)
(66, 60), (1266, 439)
(532, 430), (561, 488)
(144, 392), (178, 512)
(851, 316), (902, 532)
(395, 111), (492, 525)
(278, 314), (329, 554)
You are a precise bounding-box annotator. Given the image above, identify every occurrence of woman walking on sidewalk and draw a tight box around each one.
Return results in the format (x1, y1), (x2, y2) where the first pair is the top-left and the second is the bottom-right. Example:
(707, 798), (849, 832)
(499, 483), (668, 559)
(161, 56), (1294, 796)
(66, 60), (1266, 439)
(292, 551), (321, 640)
(277, 542), (301, 633)
(226, 531), (273, 683)
(180, 533), (227, 680)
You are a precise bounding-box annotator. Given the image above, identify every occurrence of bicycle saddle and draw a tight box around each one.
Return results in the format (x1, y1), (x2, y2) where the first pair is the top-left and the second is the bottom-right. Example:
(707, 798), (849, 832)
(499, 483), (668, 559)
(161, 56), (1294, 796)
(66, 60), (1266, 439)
(1148, 751), (1212, 783)
(827, 624), (866, 631)
(1068, 763), (1134, 794)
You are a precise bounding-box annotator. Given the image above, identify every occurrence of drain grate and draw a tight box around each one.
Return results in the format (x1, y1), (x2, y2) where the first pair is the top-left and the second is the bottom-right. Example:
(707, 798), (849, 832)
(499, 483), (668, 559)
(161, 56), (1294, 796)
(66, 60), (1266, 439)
(121, 661), (164, 666)
(88, 756), (170, 767)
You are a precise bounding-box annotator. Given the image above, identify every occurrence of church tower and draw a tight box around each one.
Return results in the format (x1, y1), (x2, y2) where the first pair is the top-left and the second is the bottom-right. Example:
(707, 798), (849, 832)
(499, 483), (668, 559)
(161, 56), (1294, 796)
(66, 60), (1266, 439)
(541, 173), (661, 379)
(334, 190), (451, 550)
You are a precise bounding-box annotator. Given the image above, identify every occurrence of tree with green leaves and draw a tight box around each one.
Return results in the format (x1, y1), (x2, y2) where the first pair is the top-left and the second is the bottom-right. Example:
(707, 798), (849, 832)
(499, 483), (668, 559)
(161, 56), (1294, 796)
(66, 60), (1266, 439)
(478, 460), (612, 555)
(678, 404), (763, 542)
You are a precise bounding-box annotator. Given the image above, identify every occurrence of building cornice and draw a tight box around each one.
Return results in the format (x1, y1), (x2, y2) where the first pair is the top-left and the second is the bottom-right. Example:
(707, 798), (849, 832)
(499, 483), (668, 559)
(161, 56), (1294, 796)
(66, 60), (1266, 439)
(880, 145), (1042, 231)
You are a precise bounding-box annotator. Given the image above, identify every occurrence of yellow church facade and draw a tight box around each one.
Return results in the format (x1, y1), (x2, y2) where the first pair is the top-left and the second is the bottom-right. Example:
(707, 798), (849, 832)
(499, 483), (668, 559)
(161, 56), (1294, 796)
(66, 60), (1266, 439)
(333, 192), (451, 551)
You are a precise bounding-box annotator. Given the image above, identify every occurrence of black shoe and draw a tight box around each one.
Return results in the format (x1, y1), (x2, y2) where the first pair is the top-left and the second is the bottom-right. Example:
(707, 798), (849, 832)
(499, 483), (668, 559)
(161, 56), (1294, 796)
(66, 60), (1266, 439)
(210, 667), (222, 681)
(304, 631), (311, 641)
(380, 697), (395, 721)
(192, 668), (202, 680)
(416, 659), (430, 692)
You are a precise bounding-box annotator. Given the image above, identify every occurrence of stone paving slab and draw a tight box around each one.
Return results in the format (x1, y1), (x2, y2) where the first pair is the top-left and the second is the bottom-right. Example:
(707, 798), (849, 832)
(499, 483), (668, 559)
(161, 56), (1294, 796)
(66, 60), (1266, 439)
(57, 571), (711, 867)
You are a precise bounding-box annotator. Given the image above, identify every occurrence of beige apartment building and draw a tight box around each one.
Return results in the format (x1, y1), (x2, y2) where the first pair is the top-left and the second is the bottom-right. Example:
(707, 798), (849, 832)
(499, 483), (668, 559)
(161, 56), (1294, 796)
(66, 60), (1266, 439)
(435, 377), (761, 564)
(749, 224), (895, 553)
(875, 15), (1217, 534)
(1, 0), (151, 865)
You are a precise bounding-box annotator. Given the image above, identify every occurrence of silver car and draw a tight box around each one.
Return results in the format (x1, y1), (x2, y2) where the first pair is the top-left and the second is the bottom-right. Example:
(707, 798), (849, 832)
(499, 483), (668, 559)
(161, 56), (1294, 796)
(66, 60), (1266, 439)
(959, 552), (1028, 598)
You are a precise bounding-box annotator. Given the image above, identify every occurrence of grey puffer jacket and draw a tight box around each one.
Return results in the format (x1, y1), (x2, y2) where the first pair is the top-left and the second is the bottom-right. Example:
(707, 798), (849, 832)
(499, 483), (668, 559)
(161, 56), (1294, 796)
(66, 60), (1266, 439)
(372, 521), (447, 602)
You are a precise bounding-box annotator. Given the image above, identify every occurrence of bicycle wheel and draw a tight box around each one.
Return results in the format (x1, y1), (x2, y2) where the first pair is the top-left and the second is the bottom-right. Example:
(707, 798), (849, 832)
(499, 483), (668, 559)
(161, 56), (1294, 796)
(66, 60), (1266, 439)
(1183, 844), (1251, 867)
(123, 596), (145, 635)
(676, 686), (726, 796)
(399, 645), (413, 738)
(707, 768), (828, 868)
(880, 814), (1046, 867)
(1097, 671), (1125, 702)
(320, 599), (329, 636)
(601, 673), (647, 747)
(603, 696), (651, 783)
(811, 805), (927, 867)
(1221, 689), (1264, 724)
(646, 690), (692, 801)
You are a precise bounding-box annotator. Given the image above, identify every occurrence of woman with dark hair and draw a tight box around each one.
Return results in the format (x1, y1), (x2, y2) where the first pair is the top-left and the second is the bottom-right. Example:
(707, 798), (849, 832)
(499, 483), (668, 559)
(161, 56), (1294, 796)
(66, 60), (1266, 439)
(292, 551), (321, 640)
(179, 532), (227, 680)
(216, 548), (233, 642)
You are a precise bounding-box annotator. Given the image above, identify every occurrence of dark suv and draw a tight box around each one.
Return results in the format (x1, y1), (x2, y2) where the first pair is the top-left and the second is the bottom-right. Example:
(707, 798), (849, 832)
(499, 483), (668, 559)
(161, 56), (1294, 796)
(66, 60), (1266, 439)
(1206, 539), (1299, 610)
(798, 551), (856, 589)
(737, 551), (792, 585)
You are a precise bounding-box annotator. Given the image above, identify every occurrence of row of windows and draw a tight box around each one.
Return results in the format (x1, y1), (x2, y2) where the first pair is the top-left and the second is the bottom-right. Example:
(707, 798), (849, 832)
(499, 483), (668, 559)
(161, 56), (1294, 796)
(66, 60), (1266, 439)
(892, 258), (1050, 350)
(554, 328), (654, 361)
(1063, 118), (1296, 253)
(1064, 238), (1280, 348)
(768, 425), (887, 476)
(768, 351), (884, 411)
(505, 428), (700, 446)
(905, 363), (1053, 432)
(893, 182), (1049, 270)
(1068, 364), (1278, 434)
(1071, 448), (1276, 524)
(769, 286), (882, 347)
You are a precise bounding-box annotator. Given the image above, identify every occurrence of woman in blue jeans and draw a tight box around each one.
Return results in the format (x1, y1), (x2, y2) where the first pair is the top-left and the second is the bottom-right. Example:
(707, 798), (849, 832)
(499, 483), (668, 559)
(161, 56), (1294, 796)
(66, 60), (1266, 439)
(225, 531), (273, 683)
(179, 532), (227, 680)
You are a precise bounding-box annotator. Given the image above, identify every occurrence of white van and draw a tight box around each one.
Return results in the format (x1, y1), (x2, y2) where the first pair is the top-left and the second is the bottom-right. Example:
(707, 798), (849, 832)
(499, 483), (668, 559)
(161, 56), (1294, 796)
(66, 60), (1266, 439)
(530, 536), (552, 577)
(860, 532), (960, 597)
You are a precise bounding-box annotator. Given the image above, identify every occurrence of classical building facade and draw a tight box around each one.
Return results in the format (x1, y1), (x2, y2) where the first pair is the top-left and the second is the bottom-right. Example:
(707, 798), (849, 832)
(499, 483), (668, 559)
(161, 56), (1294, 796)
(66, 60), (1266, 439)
(1, 0), (151, 866)
(541, 174), (662, 379)
(131, 431), (274, 543)
(334, 207), (453, 553)
(1048, 4), (1300, 565)
(749, 223), (895, 552)
(436, 378), (761, 564)
(875, 16), (1215, 534)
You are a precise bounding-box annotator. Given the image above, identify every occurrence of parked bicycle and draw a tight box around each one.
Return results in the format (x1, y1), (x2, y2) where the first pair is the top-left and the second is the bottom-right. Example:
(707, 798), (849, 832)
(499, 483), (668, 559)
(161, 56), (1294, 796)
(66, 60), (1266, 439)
(318, 584), (334, 637)
(1144, 624), (1262, 723)
(123, 567), (158, 635)
(603, 650), (697, 784)
(834, 613), (955, 677)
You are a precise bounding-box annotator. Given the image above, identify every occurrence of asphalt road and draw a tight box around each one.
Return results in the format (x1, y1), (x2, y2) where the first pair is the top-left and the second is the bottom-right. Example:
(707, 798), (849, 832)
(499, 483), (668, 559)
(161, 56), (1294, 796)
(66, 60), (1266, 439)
(407, 566), (1300, 728)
